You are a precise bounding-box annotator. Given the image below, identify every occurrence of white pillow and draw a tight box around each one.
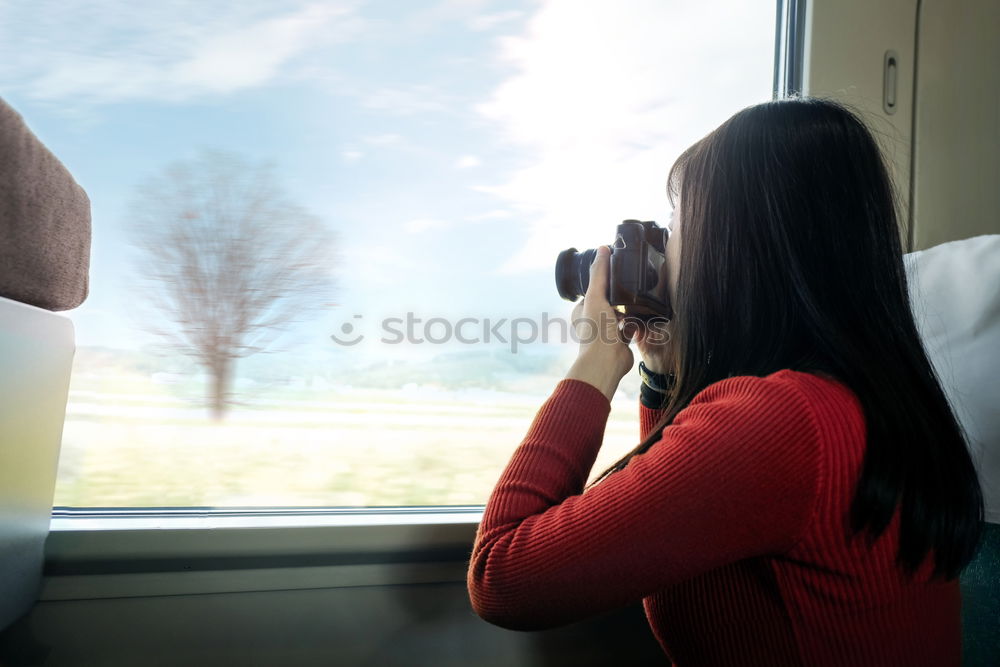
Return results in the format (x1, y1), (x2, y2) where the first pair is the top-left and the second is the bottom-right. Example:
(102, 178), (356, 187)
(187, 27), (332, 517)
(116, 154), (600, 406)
(905, 234), (1000, 524)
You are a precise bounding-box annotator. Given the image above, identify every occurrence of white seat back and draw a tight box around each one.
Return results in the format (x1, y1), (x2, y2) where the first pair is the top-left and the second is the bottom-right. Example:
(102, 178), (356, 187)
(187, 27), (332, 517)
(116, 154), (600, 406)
(0, 296), (75, 630)
(906, 234), (1000, 523)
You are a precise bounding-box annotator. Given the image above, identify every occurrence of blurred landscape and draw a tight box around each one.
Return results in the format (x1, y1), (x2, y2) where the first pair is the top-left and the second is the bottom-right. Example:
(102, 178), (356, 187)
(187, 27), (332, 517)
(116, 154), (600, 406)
(54, 345), (643, 507)
(7, 0), (772, 510)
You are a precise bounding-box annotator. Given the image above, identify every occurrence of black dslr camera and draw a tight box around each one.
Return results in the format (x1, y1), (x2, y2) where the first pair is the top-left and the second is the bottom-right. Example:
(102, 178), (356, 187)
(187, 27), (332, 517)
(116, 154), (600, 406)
(555, 219), (672, 318)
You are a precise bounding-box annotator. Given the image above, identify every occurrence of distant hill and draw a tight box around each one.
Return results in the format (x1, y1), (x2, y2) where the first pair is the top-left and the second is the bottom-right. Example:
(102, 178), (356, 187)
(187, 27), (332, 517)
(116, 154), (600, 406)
(69, 343), (640, 400)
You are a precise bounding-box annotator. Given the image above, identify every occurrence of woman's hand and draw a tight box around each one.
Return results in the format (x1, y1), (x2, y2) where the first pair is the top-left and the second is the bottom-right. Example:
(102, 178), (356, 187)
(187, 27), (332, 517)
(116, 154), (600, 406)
(628, 316), (675, 375)
(565, 245), (634, 401)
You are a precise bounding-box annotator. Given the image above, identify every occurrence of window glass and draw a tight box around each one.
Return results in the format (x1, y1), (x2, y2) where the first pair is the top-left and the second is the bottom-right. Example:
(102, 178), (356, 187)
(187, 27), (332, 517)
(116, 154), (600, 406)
(0, 0), (775, 507)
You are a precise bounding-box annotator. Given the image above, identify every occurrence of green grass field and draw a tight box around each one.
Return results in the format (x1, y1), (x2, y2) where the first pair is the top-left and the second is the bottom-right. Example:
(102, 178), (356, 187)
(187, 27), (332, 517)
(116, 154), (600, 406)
(54, 369), (644, 508)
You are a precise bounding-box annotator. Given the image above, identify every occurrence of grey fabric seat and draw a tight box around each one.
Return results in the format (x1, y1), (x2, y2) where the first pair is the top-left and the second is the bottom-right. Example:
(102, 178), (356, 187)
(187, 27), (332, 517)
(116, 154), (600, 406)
(0, 98), (90, 311)
(960, 523), (1000, 666)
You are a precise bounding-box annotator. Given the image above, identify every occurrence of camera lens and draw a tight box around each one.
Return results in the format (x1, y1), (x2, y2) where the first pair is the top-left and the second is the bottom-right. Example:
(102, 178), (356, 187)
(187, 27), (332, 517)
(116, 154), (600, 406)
(555, 247), (598, 301)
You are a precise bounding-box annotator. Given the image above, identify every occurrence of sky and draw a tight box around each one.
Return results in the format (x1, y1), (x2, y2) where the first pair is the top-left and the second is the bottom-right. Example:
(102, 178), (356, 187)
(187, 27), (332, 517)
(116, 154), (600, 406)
(0, 0), (776, 369)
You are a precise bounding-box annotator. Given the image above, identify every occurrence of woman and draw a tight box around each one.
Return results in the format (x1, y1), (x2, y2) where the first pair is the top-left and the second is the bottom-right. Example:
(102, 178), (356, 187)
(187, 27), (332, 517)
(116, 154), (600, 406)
(466, 97), (984, 666)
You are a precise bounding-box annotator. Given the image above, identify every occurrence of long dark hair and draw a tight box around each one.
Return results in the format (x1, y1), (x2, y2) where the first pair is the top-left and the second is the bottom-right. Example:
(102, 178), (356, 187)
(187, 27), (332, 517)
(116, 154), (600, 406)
(587, 97), (983, 581)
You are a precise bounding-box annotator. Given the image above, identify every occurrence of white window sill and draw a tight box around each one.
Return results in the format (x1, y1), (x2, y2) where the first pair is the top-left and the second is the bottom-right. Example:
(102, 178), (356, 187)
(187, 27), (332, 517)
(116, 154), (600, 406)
(50, 506), (485, 530)
(42, 507), (483, 601)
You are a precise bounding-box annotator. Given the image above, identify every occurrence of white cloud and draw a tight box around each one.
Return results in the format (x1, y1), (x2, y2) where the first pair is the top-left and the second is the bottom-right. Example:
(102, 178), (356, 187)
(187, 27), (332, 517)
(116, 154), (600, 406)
(0, 0), (362, 105)
(469, 10), (525, 31)
(456, 155), (482, 169)
(475, 0), (775, 273)
(467, 209), (513, 221)
(403, 218), (451, 233)
(358, 85), (453, 115)
(363, 133), (404, 146)
(341, 150), (364, 162)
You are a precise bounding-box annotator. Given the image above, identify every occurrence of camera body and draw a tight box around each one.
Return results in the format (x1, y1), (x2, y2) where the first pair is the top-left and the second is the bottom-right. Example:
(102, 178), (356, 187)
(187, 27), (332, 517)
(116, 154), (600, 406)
(555, 219), (672, 318)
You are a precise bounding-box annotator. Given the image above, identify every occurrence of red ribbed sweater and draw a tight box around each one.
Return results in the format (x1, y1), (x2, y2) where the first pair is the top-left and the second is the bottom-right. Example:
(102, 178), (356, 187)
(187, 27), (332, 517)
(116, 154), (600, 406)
(467, 369), (961, 666)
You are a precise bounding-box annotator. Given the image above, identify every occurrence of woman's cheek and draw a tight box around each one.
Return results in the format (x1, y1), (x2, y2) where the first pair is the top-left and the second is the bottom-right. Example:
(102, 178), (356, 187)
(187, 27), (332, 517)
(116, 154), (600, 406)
(667, 234), (680, 305)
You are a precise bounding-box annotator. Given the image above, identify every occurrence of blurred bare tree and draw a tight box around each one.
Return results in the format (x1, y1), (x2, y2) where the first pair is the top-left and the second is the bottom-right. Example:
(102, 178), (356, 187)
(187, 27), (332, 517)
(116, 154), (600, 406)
(127, 150), (336, 420)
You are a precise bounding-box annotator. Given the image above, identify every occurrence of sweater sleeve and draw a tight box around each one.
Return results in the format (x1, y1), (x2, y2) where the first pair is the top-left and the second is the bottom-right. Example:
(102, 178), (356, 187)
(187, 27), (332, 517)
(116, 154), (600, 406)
(640, 401), (669, 440)
(467, 372), (822, 631)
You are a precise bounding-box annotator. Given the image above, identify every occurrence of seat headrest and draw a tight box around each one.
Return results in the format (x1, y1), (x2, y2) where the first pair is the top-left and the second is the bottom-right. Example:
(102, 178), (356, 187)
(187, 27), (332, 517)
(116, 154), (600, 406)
(0, 97), (91, 311)
(906, 234), (1000, 523)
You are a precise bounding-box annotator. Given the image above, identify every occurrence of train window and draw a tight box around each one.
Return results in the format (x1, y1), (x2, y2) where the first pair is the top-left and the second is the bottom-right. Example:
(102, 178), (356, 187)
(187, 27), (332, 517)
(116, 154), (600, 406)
(2, 1), (776, 508)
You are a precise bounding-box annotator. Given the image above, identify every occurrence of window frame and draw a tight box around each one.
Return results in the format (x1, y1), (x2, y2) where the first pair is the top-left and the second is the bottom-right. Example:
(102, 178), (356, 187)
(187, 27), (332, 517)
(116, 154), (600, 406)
(774, 0), (807, 98)
(45, 506), (482, 599)
(45, 3), (798, 581)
